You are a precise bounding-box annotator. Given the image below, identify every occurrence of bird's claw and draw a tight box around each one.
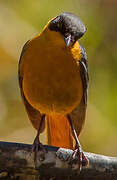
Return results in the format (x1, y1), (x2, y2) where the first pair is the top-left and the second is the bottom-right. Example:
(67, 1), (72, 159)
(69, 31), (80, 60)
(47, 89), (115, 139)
(32, 136), (46, 165)
(70, 148), (89, 171)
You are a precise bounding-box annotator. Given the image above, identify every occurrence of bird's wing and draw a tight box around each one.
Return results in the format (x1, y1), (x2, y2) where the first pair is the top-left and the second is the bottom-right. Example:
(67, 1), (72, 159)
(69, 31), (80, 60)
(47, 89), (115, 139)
(68, 43), (89, 136)
(18, 41), (45, 132)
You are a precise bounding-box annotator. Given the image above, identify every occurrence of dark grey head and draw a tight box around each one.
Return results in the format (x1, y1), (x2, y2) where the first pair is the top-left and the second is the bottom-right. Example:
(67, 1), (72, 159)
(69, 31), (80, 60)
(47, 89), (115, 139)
(49, 12), (86, 46)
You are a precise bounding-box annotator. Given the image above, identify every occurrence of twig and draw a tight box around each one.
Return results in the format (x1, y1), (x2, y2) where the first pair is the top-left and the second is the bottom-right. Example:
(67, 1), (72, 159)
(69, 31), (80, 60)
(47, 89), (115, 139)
(0, 141), (117, 179)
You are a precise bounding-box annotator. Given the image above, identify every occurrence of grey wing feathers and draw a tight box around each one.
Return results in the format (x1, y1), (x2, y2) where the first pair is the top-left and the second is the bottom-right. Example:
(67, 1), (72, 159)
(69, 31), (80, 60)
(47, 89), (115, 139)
(18, 41), (45, 131)
(18, 40), (29, 94)
(79, 44), (89, 105)
(68, 43), (89, 136)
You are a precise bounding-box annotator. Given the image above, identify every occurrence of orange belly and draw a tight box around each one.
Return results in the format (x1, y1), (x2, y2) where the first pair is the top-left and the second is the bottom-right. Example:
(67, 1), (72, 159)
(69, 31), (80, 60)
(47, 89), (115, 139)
(22, 34), (83, 115)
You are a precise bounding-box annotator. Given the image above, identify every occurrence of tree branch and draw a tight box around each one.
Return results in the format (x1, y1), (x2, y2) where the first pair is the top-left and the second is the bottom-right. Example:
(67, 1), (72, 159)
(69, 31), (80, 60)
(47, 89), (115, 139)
(0, 141), (117, 179)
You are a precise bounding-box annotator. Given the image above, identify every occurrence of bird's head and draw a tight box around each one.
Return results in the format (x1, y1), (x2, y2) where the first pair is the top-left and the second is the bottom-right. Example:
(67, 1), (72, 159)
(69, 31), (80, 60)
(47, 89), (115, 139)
(48, 12), (86, 47)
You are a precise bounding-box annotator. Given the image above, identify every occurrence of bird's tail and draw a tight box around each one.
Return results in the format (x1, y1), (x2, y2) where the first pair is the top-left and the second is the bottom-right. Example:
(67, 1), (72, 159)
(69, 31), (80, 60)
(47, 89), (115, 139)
(46, 114), (73, 149)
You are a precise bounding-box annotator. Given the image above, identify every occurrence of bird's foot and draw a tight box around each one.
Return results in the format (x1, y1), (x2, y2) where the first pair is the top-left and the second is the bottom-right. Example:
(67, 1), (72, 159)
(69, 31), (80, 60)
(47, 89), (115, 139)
(71, 147), (89, 171)
(32, 135), (46, 166)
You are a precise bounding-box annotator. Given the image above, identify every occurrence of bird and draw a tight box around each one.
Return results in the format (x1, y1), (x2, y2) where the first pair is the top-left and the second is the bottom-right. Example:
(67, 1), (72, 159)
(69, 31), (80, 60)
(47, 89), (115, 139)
(18, 12), (89, 169)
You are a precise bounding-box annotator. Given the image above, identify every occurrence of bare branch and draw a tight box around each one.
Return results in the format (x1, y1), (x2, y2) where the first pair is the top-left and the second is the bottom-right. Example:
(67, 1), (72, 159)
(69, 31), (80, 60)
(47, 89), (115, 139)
(0, 141), (117, 179)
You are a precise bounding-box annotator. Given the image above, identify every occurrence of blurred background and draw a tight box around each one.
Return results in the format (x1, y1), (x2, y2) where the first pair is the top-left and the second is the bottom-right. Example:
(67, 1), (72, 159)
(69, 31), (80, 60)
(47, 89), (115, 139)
(0, 0), (117, 156)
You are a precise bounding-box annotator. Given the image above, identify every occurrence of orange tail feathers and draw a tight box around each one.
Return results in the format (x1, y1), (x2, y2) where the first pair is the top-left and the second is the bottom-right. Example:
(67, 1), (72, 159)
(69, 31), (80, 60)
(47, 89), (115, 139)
(46, 114), (73, 149)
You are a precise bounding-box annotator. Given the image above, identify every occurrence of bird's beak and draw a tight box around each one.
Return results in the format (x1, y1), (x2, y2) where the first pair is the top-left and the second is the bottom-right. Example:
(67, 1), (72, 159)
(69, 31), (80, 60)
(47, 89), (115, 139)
(64, 34), (72, 47)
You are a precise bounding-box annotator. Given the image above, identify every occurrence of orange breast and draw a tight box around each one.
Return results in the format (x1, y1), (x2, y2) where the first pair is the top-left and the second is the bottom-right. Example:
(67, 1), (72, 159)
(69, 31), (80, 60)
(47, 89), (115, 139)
(21, 31), (83, 115)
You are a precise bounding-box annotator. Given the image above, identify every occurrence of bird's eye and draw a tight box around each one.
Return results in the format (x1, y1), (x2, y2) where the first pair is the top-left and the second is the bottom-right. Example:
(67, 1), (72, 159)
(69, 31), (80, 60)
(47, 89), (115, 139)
(49, 21), (60, 31)
(49, 16), (62, 31)
(52, 22), (60, 31)
(56, 22), (60, 28)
